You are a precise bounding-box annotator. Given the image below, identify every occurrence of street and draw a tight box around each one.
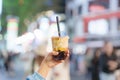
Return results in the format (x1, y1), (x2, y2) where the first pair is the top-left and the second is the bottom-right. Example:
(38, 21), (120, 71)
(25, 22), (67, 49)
(0, 57), (25, 80)
(0, 58), (90, 80)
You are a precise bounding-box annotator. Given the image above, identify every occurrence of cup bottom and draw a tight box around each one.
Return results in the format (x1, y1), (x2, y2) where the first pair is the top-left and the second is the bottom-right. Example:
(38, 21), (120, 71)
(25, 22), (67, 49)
(53, 50), (67, 60)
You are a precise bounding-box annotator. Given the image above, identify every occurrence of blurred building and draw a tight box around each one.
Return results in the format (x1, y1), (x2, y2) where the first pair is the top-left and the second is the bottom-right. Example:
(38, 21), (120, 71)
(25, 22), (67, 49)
(66, 0), (120, 48)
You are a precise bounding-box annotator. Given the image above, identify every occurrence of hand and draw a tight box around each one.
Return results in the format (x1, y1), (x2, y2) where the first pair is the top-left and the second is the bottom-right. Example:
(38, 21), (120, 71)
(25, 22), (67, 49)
(37, 51), (69, 78)
(44, 51), (69, 68)
(108, 60), (118, 71)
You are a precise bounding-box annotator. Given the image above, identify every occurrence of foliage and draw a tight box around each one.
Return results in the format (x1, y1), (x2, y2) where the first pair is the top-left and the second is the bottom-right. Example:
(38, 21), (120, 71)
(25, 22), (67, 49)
(1, 0), (65, 35)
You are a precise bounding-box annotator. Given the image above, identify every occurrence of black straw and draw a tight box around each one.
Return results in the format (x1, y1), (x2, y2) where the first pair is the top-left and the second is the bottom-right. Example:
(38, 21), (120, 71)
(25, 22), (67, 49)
(56, 16), (61, 37)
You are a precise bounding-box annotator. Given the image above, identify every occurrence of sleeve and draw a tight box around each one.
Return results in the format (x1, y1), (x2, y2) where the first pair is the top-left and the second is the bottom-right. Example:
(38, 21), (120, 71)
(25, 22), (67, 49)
(99, 55), (109, 71)
(26, 72), (45, 80)
(117, 60), (120, 69)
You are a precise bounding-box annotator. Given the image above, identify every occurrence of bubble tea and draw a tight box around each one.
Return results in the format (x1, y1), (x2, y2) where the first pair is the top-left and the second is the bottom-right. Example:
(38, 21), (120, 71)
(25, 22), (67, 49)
(52, 16), (69, 60)
(52, 36), (69, 60)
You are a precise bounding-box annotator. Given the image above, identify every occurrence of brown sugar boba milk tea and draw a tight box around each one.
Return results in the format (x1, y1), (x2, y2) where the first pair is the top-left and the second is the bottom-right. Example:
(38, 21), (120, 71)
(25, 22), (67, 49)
(52, 16), (69, 60)
(52, 36), (69, 60)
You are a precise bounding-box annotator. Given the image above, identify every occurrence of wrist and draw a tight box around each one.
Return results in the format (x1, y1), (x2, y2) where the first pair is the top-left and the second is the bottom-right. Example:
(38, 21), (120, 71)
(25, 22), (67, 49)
(37, 60), (51, 78)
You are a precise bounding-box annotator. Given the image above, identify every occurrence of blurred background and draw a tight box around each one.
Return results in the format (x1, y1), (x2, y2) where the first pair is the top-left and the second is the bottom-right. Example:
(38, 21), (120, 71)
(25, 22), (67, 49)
(0, 0), (120, 80)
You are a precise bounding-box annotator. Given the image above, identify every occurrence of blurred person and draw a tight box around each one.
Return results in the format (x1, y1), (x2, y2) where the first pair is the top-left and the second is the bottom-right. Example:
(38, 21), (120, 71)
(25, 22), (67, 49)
(91, 48), (101, 80)
(70, 52), (80, 73)
(75, 54), (79, 72)
(0, 51), (5, 70)
(4, 51), (15, 73)
(4, 52), (9, 72)
(85, 48), (94, 79)
(5, 52), (12, 72)
(69, 48), (73, 61)
(114, 49), (120, 80)
(99, 41), (119, 80)
(78, 54), (86, 75)
(27, 51), (69, 80)
(69, 49), (77, 73)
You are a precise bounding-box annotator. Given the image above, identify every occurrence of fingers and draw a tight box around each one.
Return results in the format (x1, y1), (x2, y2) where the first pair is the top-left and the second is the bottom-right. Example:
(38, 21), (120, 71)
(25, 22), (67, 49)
(65, 50), (70, 54)
(59, 60), (64, 63)
(65, 53), (70, 60)
(67, 53), (70, 57)
(55, 60), (64, 63)
(50, 51), (59, 56)
(50, 51), (70, 61)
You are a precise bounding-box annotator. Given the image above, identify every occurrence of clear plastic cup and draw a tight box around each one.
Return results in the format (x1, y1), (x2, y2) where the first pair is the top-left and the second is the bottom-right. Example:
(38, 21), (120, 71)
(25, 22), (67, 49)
(52, 36), (69, 60)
